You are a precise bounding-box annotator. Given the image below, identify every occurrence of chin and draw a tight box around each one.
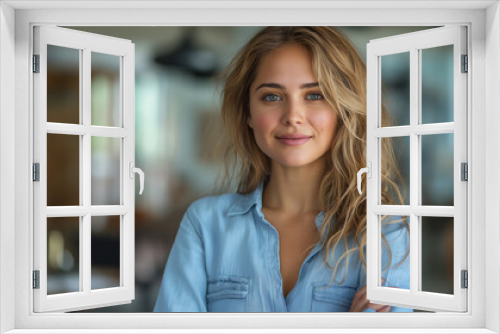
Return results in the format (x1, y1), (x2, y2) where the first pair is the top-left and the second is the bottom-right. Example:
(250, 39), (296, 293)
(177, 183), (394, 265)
(276, 158), (314, 168)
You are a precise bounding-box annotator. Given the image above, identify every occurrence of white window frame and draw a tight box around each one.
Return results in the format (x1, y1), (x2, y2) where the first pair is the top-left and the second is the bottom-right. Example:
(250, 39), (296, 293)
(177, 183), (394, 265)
(0, 1), (499, 333)
(365, 26), (468, 313)
(33, 25), (136, 313)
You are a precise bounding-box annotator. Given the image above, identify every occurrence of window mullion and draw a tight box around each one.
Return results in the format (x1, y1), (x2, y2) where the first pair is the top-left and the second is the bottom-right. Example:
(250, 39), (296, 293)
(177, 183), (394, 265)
(90, 205), (129, 216)
(79, 43), (84, 296)
(373, 205), (454, 217)
(82, 48), (92, 294)
(409, 47), (419, 295)
(120, 54), (125, 288)
(373, 123), (454, 138)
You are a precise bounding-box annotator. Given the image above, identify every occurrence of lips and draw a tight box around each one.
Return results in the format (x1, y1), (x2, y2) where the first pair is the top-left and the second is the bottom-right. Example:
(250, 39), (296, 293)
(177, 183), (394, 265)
(276, 135), (312, 146)
(276, 134), (312, 139)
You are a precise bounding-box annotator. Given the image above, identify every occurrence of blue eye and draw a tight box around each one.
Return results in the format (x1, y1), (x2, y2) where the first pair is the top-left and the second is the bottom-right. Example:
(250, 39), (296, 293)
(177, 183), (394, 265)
(307, 93), (323, 100)
(262, 94), (282, 102)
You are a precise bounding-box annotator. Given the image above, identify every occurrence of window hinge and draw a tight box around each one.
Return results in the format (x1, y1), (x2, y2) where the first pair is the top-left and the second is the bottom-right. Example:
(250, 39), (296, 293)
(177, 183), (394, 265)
(461, 54), (468, 73)
(33, 163), (40, 182)
(461, 162), (468, 181)
(33, 54), (40, 73)
(33, 270), (40, 289)
(461, 270), (468, 289)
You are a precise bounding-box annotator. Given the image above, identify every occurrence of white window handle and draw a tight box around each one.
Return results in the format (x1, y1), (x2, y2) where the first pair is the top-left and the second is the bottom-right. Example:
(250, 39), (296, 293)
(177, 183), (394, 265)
(357, 162), (371, 195)
(129, 162), (145, 195)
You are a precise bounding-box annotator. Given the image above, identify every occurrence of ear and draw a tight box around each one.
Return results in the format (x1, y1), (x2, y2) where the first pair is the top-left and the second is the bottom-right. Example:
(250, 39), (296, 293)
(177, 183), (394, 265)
(247, 116), (254, 129)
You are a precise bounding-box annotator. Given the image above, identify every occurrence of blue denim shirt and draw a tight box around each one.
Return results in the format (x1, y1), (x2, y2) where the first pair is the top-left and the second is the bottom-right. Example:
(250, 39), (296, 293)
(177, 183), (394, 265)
(154, 180), (412, 312)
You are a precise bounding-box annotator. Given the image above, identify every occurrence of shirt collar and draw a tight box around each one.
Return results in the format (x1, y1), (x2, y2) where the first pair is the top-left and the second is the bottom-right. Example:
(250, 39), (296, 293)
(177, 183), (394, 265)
(226, 179), (326, 231)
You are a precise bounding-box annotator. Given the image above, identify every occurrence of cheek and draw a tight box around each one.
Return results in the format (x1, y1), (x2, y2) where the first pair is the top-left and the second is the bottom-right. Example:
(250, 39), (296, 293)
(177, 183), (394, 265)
(315, 112), (338, 139)
(252, 114), (277, 133)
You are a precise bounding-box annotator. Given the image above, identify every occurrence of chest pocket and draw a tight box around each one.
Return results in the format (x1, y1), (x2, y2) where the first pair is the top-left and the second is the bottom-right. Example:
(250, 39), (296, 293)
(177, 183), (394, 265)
(311, 283), (356, 312)
(206, 275), (250, 312)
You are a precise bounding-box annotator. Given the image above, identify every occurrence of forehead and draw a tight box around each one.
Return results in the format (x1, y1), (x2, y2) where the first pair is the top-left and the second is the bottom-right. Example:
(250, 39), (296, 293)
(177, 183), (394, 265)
(252, 43), (316, 85)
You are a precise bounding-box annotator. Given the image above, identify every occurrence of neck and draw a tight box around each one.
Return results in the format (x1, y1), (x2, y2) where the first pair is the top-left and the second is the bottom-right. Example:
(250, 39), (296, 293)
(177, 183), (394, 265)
(262, 157), (326, 217)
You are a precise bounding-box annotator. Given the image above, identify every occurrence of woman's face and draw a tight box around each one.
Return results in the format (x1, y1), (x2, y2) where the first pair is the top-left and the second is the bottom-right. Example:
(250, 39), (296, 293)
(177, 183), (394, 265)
(247, 43), (338, 169)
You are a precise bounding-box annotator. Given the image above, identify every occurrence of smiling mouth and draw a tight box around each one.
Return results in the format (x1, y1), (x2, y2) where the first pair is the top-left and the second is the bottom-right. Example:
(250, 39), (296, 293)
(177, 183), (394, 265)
(276, 137), (311, 139)
(278, 138), (310, 140)
(275, 136), (312, 140)
(276, 137), (312, 146)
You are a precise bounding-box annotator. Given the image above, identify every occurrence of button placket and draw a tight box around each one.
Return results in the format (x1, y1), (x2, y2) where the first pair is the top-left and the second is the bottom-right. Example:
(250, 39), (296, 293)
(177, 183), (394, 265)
(265, 222), (276, 311)
(273, 225), (288, 310)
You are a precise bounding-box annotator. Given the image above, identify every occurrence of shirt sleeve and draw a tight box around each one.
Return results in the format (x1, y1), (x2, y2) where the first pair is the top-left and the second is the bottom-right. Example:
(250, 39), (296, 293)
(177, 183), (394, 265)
(153, 209), (208, 312)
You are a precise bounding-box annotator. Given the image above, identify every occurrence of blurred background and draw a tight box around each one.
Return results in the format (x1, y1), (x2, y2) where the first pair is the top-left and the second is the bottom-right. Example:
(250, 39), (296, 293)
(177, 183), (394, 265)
(45, 26), (454, 312)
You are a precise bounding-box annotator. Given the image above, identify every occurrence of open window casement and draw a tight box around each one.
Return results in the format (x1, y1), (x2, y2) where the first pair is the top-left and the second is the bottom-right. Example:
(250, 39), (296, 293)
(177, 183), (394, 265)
(33, 26), (142, 312)
(361, 25), (467, 312)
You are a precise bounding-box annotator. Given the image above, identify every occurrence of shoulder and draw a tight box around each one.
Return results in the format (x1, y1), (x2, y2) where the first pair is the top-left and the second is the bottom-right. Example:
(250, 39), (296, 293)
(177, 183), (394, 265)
(183, 191), (248, 231)
(186, 192), (242, 216)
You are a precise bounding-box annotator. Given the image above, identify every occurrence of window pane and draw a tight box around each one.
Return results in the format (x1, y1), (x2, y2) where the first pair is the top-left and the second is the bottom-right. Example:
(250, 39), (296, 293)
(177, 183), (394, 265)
(47, 45), (80, 124)
(381, 52), (410, 127)
(381, 136), (409, 205)
(380, 215), (410, 290)
(92, 216), (121, 290)
(91, 137), (121, 205)
(91, 52), (121, 127)
(421, 216), (454, 294)
(47, 134), (79, 206)
(421, 45), (454, 124)
(47, 217), (80, 295)
(421, 133), (454, 206)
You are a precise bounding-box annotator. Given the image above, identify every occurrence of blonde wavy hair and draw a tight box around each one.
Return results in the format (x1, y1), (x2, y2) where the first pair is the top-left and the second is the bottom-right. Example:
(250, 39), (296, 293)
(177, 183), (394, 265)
(211, 26), (409, 286)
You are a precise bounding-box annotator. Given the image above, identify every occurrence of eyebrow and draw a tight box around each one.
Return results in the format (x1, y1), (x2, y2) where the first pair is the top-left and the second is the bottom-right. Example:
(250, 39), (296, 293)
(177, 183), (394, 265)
(254, 82), (319, 91)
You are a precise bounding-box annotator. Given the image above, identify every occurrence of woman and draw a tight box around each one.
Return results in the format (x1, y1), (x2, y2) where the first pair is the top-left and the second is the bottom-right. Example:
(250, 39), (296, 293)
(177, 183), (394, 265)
(154, 26), (411, 312)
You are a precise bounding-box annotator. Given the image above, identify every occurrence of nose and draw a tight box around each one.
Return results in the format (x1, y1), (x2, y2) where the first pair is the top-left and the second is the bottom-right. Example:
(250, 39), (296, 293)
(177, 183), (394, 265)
(281, 98), (305, 126)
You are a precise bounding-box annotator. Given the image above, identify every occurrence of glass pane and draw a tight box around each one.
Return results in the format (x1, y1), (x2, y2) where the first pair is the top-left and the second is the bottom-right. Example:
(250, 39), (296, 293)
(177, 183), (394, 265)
(47, 217), (80, 295)
(92, 216), (121, 290)
(421, 133), (454, 206)
(421, 216), (454, 294)
(421, 45), (454, 124)
(381, 52), (410, 127)
(91, 52), (121, 127)
(381, 136), (409, 205)
(47, 134), (79, 206)
(47, 45), (80, 124)
(91, 137), (121, 205)
(380, 215), (410, 290)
